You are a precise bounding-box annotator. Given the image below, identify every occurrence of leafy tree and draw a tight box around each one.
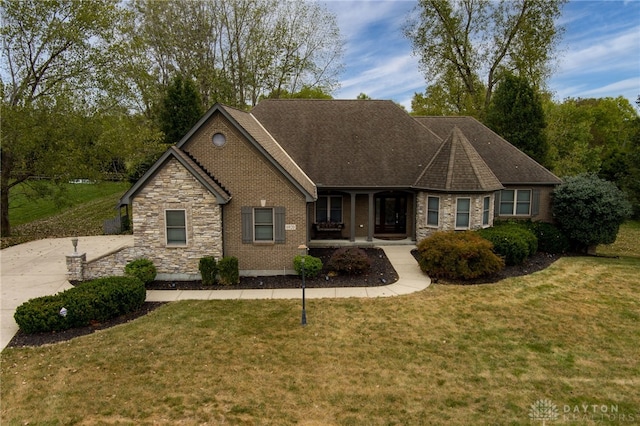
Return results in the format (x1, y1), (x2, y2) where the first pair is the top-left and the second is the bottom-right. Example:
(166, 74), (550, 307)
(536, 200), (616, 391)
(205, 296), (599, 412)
(132, 0), (343, 109)
(357, 93), (372, 100)
(543, 97), (601, 176)
(0, 0), (126, 237)
(552, 174), (632, 253)
(405, 0), (566, 117)
(485, 73), (549, 165)
(158, 75), (203, 145)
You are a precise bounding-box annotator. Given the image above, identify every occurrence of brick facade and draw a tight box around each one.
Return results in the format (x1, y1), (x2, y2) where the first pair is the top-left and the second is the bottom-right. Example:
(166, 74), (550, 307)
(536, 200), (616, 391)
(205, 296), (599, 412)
(181, 115), (308, 275)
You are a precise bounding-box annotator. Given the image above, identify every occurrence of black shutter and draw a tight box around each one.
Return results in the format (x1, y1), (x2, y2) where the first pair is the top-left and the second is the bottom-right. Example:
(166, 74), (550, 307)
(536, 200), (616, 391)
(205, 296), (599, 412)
(241, 207), (253, 243)
(494, 191), (501, 217)
(275, 206), (286, 243)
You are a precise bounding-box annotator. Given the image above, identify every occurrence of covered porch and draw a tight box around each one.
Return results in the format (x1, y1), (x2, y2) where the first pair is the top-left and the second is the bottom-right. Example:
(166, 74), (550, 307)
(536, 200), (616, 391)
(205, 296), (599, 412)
(309, 189), (416, 244)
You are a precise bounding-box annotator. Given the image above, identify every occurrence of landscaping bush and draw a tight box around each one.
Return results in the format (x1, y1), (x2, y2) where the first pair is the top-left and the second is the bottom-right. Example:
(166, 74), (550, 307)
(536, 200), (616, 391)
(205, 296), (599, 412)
(124, 258), (157, 285)
(293, 255), (323, 278)
(524, 221), (569, 254)
(477, 223), (537, 265)
(14, 276), (146, 334)
(326, 247), (371, 275)
(218, 256), (239, 285)
(199, 256), (218, 285)
(417, 231), (504, 280)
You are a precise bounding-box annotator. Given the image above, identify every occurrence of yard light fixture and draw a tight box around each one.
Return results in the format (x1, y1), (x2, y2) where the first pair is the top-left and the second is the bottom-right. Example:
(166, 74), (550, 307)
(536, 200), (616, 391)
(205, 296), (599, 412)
(71, 237), (78, 253)
(298, 244), (308, 326)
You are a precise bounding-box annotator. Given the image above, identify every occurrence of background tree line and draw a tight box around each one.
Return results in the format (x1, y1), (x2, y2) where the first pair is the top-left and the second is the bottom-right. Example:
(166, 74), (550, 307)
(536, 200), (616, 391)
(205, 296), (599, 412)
(2, 0), (637, 239)
(1, 0), (342, 237)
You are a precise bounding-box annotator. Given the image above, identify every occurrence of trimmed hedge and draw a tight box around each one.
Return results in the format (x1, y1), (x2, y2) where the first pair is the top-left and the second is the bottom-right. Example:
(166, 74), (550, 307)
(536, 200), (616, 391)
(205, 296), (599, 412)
(218, 256), (239, 285)
(477, 223), (537, 265)
(524, 221), (569, 254)
(199, 256), (218, 285)
(327, 247), (371, 275)
(14, 276), (146, 334)
(124, 258), (157, 285)
(417, 231), (504, 280)
(293, 255), (323, 278)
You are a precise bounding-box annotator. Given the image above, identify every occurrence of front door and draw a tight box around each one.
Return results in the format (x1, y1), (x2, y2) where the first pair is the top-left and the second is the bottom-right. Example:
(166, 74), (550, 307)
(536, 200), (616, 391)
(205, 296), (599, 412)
(375, 193), (407, 234)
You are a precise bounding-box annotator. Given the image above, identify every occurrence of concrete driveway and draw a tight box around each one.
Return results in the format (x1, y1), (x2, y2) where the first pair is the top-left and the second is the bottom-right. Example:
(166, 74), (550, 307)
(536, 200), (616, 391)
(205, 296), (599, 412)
(0, 235), (134, 350)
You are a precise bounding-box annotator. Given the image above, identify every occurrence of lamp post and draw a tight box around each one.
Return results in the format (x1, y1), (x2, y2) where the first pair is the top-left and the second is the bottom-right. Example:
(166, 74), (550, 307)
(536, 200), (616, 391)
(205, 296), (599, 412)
(298, 244), (308, 326)
(71, 237), (78, 253)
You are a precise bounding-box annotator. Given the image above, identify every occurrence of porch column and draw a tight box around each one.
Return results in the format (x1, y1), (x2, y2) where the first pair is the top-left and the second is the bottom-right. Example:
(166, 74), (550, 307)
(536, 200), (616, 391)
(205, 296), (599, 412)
(350, 192), (356, 242)
(367, 192), (374, 242)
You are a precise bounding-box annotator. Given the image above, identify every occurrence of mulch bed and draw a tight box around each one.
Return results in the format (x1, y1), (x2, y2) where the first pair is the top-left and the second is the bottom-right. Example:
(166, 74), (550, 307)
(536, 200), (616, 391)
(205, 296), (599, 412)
(6, 248), (561, 348)
(146, 248), (397, 290)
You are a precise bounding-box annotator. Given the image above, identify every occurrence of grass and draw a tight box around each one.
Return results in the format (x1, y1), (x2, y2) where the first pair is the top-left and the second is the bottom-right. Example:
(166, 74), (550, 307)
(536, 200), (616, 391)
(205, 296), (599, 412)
(1, 181), (130, 249)
(1, 224), (639, 424)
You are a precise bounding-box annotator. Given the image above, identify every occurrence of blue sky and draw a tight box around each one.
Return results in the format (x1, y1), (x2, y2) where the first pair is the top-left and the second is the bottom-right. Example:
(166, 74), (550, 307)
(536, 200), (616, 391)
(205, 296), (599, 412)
(322, 0), (640, 111)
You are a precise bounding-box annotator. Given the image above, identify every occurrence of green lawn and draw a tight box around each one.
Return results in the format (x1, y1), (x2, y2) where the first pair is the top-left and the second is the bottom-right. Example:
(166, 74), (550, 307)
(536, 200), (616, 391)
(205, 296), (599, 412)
(1, 181), (130, 249)
(8, 181), (129, 226)
(1, 224), (638, 425)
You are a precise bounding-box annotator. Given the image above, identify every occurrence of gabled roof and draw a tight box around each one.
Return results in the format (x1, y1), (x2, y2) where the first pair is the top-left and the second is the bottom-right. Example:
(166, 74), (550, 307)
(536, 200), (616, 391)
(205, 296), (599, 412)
(414, 127), (503, 192)
(251, 99), (442, 188)
(119, 146), (231, 205)
(177, 103), (317, 201)
(414, 116), (561, 185)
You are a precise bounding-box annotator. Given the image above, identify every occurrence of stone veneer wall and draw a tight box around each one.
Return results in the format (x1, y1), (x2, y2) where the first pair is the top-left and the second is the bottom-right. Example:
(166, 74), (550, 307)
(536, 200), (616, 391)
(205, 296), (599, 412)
(416, 192), (495, 242)
(131, 158), (223, 278)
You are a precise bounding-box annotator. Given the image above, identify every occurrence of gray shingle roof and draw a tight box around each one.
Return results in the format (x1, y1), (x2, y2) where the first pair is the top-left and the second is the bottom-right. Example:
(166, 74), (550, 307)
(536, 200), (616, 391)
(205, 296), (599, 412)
(414, 116), (561, 185)
(414, 127), (503, 192)
(251, 99), (442, 188)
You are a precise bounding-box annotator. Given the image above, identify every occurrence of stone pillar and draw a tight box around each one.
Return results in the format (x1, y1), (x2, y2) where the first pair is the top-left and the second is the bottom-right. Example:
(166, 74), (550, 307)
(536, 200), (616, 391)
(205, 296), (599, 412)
(66, 253), (86, 282)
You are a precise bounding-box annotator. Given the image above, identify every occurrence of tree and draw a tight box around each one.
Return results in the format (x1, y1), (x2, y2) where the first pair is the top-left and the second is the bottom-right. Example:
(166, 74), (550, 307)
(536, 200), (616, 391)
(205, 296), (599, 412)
(405, 0), (566, 117)
(543, 97), (601, 176)
(158, 76), (203, 145)
(552, 174), (632, 253)
(0, 0), (126, 237)
(132, 0), (343, 109)
(485, 73), (549, 165)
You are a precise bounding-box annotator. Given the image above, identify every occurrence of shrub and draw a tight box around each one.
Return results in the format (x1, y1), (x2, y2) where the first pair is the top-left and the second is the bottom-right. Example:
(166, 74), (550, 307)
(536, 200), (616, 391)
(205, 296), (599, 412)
(553, 173), (632, 252)
(326, 247), (371, 275)
(477, 223), (537, 265)
(417, 231), (504, 280)
(14, 276), (146, 334)
(199, 256), (218, 285)
(293, 255), (323, 278)
(524, 221), (569, 254)
(124, 258), (157, 285)
(218, 256), (239, 285)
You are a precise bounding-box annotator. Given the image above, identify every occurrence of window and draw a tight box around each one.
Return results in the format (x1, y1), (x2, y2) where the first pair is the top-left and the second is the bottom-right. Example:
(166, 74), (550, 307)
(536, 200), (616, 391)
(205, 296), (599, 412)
(499, 189), (531, 216)
(427, 196), (439, 227)
(241, 206), (286, 244)
(456, 198), (470, 229)
(254, 208), (274, 242)
(482, 196), (490, 226)
(166, 210), (187, 245)
(316, 195), (342, 223)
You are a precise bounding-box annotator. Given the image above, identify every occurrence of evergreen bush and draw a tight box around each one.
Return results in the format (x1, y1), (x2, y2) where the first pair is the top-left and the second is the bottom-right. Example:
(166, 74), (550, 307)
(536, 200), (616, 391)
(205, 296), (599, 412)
(417, 231), (504, 280)
(524, 221), (569, 254)
(14, 276), (146, 334)
(477, 223), (537, 265)
(218, 256), (239, 285)
(293, 255), (323, 278)
(124, 258), (157, 285)
(199, 256), (218, 285)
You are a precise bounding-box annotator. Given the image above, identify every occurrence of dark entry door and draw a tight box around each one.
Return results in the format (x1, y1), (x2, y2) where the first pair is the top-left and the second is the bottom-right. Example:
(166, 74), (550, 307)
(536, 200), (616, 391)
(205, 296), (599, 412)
(375, 193), (407, 234)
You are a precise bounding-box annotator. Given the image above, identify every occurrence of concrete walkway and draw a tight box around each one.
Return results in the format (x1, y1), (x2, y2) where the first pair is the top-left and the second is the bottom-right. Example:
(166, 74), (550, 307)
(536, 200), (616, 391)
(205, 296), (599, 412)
(1, 236), (429, 351)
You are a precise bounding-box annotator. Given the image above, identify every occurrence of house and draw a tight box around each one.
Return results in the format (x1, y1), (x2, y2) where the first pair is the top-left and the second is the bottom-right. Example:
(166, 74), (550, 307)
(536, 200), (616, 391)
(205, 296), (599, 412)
(119, 99), (561, 279)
